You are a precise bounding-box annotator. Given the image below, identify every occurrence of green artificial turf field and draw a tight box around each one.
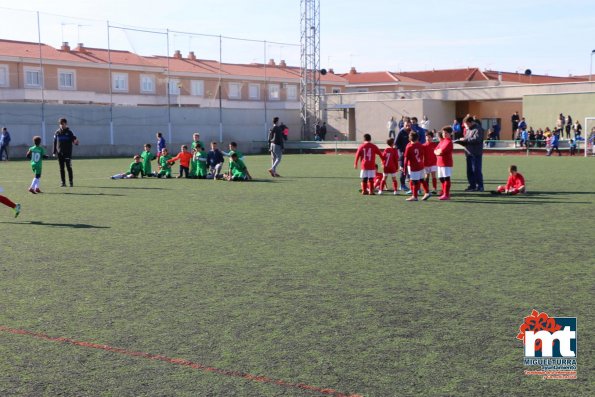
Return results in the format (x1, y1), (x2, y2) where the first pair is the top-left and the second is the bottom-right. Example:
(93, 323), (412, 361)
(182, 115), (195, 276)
(0, 153), (593, 396)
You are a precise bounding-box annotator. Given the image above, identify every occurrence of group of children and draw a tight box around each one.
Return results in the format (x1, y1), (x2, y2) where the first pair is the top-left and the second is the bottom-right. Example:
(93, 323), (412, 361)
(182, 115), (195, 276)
(355, 125), (526, 200)
(111, 133), (252, 182)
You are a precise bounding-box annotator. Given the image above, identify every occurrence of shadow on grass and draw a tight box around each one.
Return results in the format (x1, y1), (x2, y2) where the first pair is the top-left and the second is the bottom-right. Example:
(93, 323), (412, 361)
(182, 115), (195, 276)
(82, 185), (170, 190)
(44, 192), (126, 197)
(2, 221), (110, 228)
(455, 198), (592, 205)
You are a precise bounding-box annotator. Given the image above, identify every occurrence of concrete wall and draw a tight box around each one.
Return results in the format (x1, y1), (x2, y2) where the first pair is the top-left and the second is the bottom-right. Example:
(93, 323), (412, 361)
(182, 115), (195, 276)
(0, 102), (300, 156)
(523, 92), (595, 133)
(352, 99), (455, 141)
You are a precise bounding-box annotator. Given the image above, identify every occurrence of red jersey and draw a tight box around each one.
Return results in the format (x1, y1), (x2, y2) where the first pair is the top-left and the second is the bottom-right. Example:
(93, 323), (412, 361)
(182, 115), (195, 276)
(423, 141), (437, 167)
(505, 173), (525, 190)
(170, 151), (193, 168)
(374, 171), (385, 190)
(404, 142), (425, 172)
(435, 138), (453, 167)
(354, 142), (383, 170)
(381, 147), (399, 173)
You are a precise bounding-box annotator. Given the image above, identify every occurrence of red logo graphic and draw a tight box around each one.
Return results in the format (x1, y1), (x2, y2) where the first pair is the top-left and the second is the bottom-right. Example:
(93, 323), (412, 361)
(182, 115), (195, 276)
(517, 310), (562, 352)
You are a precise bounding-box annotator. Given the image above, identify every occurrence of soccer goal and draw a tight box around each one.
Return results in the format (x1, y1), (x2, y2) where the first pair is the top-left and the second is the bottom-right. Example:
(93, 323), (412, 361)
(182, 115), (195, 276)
(584, 117), (595, 157)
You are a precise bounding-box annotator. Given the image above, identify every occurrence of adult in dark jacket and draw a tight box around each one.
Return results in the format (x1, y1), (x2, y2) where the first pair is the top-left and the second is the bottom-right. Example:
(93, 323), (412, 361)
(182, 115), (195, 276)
(268, 117), (285, 177)
(395, 121), (413, 191)
(0, 127), (11, 161)
(458, 116), (484, 191)
(53, 118), (79, 187)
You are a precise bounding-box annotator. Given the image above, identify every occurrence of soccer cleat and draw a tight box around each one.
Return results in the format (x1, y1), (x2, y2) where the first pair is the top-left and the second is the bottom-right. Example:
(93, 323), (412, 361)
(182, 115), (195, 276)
(405, 189), (412, 195)
(477, 187), (484, 192)
(70, 182), (73, 187)
(431, 190), (437, 195)
(377, 189), (383, 195)
(421, 193), (431, 201)
(35, 188), (42, 193)
(362, 190), (369, 195)
(393, 190), (398, 195)
(267, 169), (275, 177)
(439, 195), (450, 200)
(406, 196), (418, 201)
(274, 173), (281, 177)
(14, 203), (21, 218)
(28, 188), (36, 194)
(464, 186), (476, 192)
(60, 183), (66, 187)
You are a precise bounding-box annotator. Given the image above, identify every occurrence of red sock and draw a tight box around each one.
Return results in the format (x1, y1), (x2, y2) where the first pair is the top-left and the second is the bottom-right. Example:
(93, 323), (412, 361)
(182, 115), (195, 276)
(413, 181), (420, 198)
(392, 180), (398, 191)
(361, 181), (367, 193)
(368, 179), (375, 194)
(421, 180), (429, 194)
(440, 181), (446, 196)
(432, 176), (437, 191)
(0, 195), (16, 209)
(445, 180), (451, 196)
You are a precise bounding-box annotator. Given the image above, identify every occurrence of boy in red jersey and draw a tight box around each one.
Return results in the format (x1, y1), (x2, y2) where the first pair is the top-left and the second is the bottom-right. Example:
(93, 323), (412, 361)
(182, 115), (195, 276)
(434, 126), (454, 200)
(373, 165), (385, 192)
(379, 138), (399, 195)
(493, 165), (526, 195)
(423, 131), (438, 194)
(354, 133), (383, 195)
(403, 131), (430, 201)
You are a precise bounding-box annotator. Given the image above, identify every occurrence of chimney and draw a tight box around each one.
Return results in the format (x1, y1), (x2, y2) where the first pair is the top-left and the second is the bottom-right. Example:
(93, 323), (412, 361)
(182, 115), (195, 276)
(279, 59), (287, 68)
(188, 51), (197, 61)
(268, 58), (276, 66)
(75, 43), (86, 53)
(328, 68), (334, 74)
(174, 50), (182, 59)
(349, 66), (357, 74)
(61, 42), (71, 52)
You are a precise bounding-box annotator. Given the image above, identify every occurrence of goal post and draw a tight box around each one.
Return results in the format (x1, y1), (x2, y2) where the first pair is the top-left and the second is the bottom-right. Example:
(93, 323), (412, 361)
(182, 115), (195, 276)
(584, 117), (595, 157)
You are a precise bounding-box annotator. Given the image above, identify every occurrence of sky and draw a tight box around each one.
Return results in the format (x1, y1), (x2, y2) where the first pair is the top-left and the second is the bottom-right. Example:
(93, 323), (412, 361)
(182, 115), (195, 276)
(1, 0), (595, 77)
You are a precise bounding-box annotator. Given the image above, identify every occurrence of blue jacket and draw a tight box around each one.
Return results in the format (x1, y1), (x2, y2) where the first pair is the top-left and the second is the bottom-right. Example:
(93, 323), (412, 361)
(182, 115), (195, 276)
(551, 134), (559, 146)
(0, 131), (11, 146)
(207, 149), (224, 167)
(411, 124), (426, 144)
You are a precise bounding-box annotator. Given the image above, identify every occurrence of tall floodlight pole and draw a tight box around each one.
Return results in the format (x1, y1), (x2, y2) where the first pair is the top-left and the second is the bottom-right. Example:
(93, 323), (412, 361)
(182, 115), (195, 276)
(300, 0), (321, 140)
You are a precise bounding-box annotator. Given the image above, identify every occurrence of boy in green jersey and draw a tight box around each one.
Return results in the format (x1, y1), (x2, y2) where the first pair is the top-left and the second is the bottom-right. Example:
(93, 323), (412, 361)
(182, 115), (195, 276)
(225, 152), (249, 181)
(192, 145), (208, 179)
(26, 136), (48, 194)
(140, 143), (156, 177)
(224, 142), (252, 180)
(157, 148), (173, 178)
(111, 155), (145, 179)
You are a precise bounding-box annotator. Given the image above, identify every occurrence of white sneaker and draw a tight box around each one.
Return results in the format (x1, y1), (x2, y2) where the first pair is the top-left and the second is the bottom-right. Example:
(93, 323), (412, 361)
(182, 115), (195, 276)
(377, 190), (383, 195)
(393, 190), (398, 195)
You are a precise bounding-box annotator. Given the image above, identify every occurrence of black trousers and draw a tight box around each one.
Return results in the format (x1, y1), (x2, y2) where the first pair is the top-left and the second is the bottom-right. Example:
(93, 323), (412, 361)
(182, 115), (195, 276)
(58, 153), (73, 184)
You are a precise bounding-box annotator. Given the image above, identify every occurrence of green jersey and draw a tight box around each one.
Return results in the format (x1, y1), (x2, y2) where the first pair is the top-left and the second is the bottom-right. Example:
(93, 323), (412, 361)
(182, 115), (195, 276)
(192, 151), (208, 177)
(230, 158), (247, 179)
(191, 140), (205, 151)
(28, 145), (46, 174)
(128, 161), (144, 177)
(228, 150), (244, 160)
(158, 154), (172, 177)
(140, 150), (156, 174)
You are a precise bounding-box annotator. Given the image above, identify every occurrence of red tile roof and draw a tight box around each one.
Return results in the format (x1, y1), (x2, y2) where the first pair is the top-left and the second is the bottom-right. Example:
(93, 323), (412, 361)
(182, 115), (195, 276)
(397, 68), (488, 83)
(483, 70), (587, 84)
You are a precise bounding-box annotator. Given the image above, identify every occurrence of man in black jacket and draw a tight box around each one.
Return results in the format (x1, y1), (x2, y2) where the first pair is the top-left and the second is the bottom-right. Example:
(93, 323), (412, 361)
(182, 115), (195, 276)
(268, 117), (285, 177)
(53, 118), (79, 187)
(395, 120), (412, 191)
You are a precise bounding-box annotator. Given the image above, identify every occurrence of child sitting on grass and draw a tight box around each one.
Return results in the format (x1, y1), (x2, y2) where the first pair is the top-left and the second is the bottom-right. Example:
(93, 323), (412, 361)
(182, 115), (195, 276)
(492, 165), (526, 195)
(225, 152), (250, 181)
(111, 155), (145, 179)
(157, 148), (173, 178)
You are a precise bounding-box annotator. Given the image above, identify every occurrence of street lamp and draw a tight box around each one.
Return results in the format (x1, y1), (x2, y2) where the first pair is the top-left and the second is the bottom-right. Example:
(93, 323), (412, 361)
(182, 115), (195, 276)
(590, 50), (595, 81)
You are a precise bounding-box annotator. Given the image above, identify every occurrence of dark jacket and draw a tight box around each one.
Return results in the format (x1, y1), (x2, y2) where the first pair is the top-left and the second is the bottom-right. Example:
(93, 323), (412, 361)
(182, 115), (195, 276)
(395, 128), (410, 152)
(460, 123), (483, 156)
(268, 124), (285, 147)
(207, 149), (224, 167)
(53, 127), (78, 157)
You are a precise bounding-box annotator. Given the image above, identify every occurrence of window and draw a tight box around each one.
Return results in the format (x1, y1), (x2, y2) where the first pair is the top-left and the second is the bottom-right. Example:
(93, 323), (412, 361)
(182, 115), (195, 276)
(316, 86), (326, 95)
(0, 65), (8, 87)
(332, 87), (341, 94)
(248, 83), (260, 100)
(140, 75), (155, 93)
(58, 69), (75, 90)
(169, 79), (181, 95)
(112, 73), (128, 92)
(191, 80), (204, 96)
(228, 82), (241, 99)
(286, 84), (297, 100)
(356, 88), (369, 93)
(24, 67), (42, 87)
(268, 84), (280, 100)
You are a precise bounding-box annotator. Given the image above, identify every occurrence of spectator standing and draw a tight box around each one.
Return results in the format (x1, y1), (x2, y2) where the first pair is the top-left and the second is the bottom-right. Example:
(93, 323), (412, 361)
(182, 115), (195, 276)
(458, 116), (484, 192)
(492, 121), (501, 140)
(419, 115), (430, 130)
(411, 117), (426, 144)
(452, 119), (462, 140)
(556, 113), (565, 136)
(387, 117), (397, 139)
(565, 115), (573, 139)
(511, 111), (520, 138)
(395, 120), (413, 191)
(268, 116), (285, 177)
(320, 122), (327, 141)
(572, 120), (582, 139)
(53, 118), (79, 187)
(0, 127), (10, 161)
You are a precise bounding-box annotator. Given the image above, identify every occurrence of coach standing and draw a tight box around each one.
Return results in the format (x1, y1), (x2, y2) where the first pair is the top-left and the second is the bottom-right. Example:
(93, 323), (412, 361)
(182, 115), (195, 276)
(459, 116), (484, 192)
(53, 118), (79, 187)
(268, 116), (285, 177)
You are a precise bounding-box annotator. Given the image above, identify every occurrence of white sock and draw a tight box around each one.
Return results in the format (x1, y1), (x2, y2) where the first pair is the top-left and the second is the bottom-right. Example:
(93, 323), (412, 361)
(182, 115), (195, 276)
(34, 178), (40, 189)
